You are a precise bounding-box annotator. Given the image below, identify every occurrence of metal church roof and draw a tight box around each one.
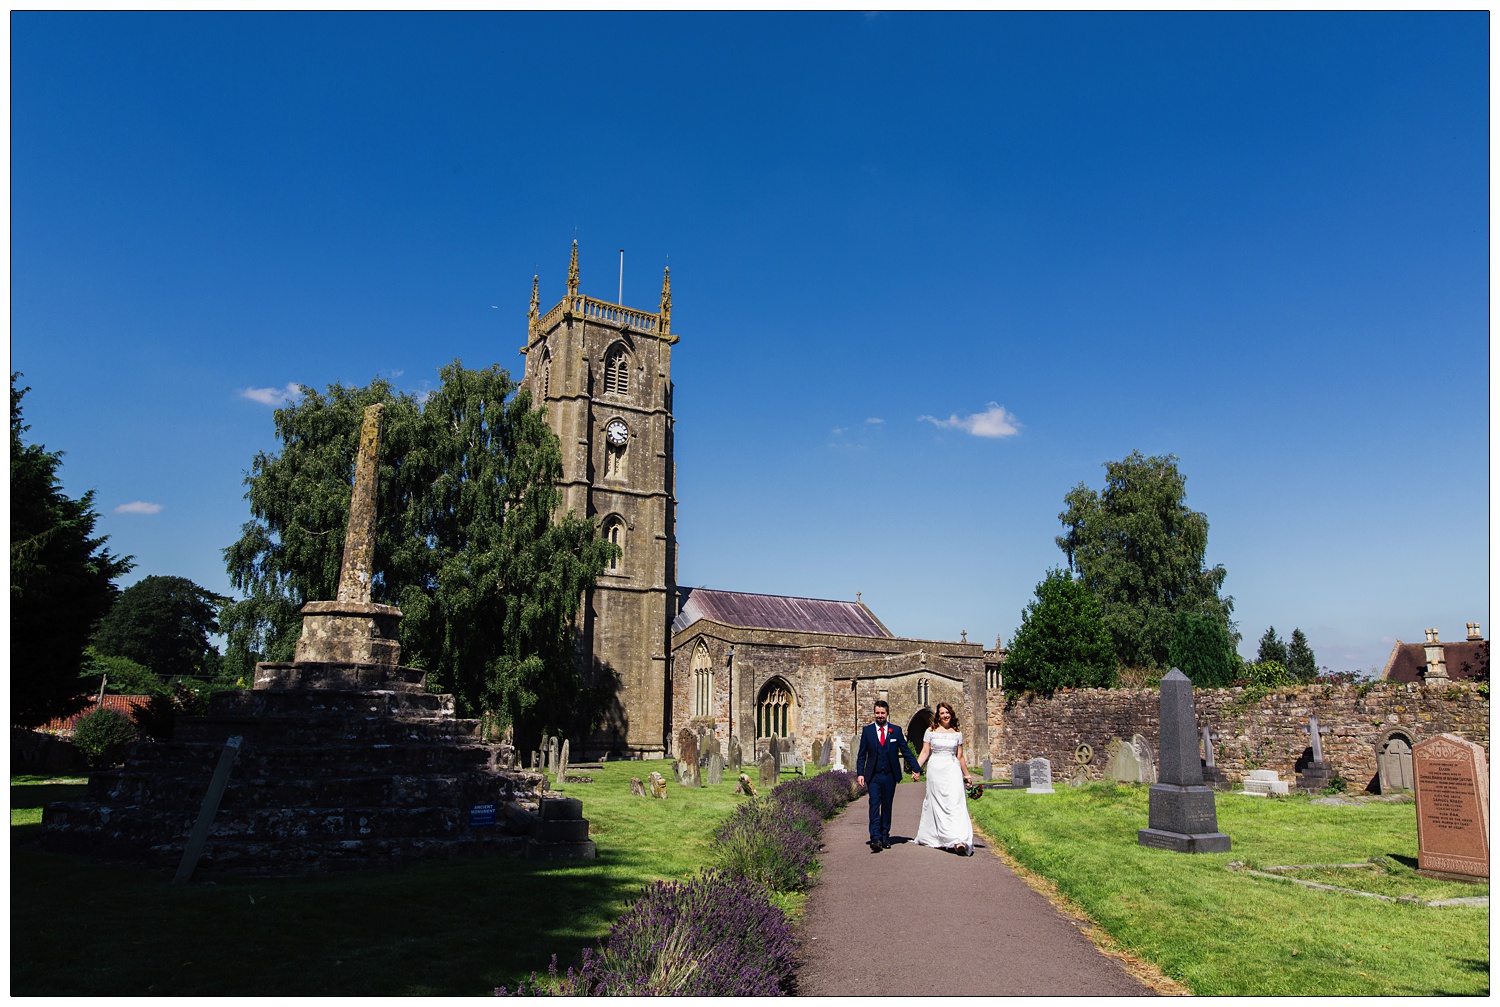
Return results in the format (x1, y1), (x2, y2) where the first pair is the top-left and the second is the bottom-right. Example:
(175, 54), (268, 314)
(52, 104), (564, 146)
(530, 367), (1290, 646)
(673, 587), (891, 638)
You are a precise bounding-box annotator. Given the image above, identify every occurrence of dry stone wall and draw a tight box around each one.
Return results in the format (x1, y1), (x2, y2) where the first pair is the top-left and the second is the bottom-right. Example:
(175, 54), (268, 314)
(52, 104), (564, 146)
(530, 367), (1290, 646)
(994, 681), (1488, 792)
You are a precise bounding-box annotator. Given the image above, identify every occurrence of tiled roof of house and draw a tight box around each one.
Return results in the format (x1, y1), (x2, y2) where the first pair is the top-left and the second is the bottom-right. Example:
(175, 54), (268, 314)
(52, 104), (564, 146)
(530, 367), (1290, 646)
(35, 694), (151, 734)
(1380, 639), (1489, 683)
(673, 587), (891, 638)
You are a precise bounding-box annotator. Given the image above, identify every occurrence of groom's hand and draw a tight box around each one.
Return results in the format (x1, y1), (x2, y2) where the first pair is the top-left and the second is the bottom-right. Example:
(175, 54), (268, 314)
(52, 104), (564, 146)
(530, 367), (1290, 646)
(911, 772), (920, 781)
(856, 775), (865, 788)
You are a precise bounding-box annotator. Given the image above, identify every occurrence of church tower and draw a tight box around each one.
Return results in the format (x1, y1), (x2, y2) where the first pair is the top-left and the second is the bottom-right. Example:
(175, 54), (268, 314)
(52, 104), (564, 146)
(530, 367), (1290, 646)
(519, 242), (678, 759)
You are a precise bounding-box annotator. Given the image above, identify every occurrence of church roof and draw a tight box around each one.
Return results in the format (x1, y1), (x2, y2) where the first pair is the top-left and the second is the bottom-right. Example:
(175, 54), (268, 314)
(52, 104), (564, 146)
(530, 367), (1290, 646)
(1380, 638), (1488, 683)
(673, 587), (891, 638)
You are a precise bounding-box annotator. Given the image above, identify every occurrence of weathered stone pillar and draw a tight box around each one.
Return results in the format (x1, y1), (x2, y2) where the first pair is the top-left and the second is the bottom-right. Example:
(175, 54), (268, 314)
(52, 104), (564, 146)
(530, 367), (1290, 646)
(283, 403), (404, 671)
(1138, 669), (1230, 853)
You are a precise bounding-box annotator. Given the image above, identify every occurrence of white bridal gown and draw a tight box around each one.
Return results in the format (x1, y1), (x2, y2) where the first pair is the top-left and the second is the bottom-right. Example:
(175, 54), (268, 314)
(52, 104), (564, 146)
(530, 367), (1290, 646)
(914, 731), (974, 854)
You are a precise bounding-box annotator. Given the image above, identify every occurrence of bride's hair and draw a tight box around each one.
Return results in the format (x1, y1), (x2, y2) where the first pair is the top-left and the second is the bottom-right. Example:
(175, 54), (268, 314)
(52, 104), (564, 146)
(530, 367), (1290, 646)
(933, 701), (959, 731)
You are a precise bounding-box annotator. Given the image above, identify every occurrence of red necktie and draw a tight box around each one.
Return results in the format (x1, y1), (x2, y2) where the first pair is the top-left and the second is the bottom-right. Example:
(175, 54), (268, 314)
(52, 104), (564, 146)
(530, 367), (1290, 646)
(880, 726), (887, 746)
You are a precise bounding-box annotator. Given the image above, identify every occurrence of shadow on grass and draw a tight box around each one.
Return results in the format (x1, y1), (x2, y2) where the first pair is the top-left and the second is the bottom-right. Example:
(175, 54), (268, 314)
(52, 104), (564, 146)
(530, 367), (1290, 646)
(11, 835), (666, 995)
(1388, 853), (1419, 870)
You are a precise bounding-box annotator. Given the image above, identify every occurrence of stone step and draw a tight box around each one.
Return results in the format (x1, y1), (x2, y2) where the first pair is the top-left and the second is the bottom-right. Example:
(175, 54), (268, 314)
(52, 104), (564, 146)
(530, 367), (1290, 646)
(208, 689), (454, 719)
(85, 769), (517, 811)
(251, 662), (431, 693)
(531, 818), (590, 843)
(118, 739), (499, 776)
(538, 796), (584, 821)
(174, 713), (480, 746)
(524, 838), (597, 861)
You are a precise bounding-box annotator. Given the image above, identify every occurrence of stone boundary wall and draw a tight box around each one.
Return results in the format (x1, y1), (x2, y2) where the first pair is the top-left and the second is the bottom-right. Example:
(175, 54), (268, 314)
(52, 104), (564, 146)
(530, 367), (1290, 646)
(994, 681), (1488, 792)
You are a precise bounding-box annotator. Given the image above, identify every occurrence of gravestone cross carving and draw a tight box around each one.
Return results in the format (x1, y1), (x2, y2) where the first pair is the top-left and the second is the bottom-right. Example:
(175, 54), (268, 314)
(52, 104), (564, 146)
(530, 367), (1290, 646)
(1308, 715), (1332, 764)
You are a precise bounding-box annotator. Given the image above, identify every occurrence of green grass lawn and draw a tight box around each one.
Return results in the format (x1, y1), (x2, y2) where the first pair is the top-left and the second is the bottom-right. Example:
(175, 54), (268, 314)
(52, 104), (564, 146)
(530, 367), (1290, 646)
(10, 762), (762, 996)
(970, 782), (1489, 996)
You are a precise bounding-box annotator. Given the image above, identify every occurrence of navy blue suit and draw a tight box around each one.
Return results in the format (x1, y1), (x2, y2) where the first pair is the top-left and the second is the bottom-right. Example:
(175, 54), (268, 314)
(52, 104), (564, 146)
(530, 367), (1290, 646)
(857, 721), (921, 844)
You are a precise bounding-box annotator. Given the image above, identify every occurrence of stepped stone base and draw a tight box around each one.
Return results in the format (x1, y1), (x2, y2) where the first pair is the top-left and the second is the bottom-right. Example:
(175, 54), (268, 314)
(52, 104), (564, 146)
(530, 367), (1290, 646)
(41, 659), (597, 874)
(1298, 762), (1333, 793)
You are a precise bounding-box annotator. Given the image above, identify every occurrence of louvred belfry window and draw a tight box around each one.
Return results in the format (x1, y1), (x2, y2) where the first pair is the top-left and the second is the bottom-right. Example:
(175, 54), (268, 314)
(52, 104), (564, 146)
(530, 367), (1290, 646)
(604, 347), (629, 395)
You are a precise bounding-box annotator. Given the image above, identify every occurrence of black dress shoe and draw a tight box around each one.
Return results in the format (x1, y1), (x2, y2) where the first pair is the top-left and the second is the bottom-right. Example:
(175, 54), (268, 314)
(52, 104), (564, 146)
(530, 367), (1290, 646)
(868, 840), (882, 853)
(882, 838), (893, 849)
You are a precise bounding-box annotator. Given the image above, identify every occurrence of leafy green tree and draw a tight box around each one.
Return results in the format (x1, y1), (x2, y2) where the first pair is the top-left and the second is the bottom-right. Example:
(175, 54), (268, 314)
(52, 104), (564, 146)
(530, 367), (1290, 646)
(1245, 659), (1292, 688)
(221, 361), (615, 737)
(1286, 628), (1317, 683)
(91, 575), (226, 681)
(1257, 627), (1288, 666)
(1003, 569), (1116, 695)
(70, 706), (139, 768)
(1168, 610), (1241, 688)
(79, 647), (166, 696)
(11, 375), (134, 728)
(1057, 451), (1233, 669)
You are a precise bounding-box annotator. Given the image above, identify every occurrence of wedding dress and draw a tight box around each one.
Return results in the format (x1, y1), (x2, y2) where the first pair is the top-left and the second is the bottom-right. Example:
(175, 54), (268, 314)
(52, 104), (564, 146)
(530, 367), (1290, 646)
(914, 730), (974, 854)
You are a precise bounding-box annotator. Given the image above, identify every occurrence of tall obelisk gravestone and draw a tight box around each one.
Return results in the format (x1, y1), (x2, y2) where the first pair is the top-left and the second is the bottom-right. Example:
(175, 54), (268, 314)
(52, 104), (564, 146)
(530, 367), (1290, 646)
(1138, 669), (1231, 853)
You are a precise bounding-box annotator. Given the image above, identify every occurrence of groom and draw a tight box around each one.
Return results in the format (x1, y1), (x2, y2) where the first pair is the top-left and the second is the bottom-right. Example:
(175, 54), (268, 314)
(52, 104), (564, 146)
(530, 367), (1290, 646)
(856, 699), (921, 852)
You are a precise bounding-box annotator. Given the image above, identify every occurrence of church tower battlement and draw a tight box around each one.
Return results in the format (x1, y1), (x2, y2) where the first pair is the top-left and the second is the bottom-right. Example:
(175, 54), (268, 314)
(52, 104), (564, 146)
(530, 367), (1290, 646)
(519, 241), (678, 758)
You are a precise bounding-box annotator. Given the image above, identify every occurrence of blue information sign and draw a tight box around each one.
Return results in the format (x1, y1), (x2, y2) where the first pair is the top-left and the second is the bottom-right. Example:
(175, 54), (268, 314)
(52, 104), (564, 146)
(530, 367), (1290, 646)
(469, 803), (497, 827)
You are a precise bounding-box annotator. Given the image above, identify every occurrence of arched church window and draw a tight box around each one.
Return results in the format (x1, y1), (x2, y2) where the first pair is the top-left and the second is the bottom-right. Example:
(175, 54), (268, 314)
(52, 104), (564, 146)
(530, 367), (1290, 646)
(602, 517), (624, 571)
(917, 677), (930, 707)
(692, 641), (713, 718)
(604, 345), (630, 396)
(756, 679), (793, 739)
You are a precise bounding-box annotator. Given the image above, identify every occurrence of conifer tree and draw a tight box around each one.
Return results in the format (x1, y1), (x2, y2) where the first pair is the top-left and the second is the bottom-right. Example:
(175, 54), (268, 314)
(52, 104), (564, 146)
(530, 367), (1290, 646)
(1286, 628), (1317, 683)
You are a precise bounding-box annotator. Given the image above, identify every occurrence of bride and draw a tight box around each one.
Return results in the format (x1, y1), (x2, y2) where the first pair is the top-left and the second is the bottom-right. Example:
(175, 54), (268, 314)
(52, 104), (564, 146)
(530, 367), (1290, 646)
(913, 701), (975, 856)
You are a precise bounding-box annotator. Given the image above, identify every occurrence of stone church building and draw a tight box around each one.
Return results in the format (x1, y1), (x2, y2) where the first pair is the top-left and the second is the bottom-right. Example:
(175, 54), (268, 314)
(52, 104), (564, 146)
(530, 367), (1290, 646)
(518, 244), (1003, 763)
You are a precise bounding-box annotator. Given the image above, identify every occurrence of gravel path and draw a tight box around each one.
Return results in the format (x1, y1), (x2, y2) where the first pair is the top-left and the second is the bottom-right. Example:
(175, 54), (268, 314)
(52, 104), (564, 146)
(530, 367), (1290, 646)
(794, 781), (1155, 996)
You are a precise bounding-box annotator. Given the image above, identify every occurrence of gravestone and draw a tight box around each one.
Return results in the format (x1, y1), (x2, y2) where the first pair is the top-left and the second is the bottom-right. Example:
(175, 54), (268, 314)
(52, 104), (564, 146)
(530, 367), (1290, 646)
(1239, 769), (1289, 797)
(548, 736), (559, 773)
(648, 771), (667, 799)
(629, 777), (647, 797)
(557, 740), (570, 787)
(1138, 669), (1231, 853)
(1298, 716), (1334, 793)
(735, 773), (756, 796)
(785, 742), (804, 776)
(982, 758), (993, 781)
(1104, 738), (1138, 782)
(1413, 733), (1489, 879)
(758, 753), (778, 791)
(1200, 726), (1227, 790)
(812, 740), (823, 767)
(1010, 762), (1031, 787)
(678, 730), (700, 787)
(1131, 734), (1158, 784)
(706, 750), (725, 786)
(1377, 734), (1415, 793)
(727, 736), (743, 770)
(1026, 757), (1054, 794)
(832, 736), (847, 771)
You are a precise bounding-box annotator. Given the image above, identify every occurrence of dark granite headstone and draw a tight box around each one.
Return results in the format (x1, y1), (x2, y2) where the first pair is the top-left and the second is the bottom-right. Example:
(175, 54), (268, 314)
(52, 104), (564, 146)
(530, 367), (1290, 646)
(1297, 715), (1334, 793)
(1010, 762), (1031, 787)
(1138, 669), (1230, 853)
(982, 758), (993, 781)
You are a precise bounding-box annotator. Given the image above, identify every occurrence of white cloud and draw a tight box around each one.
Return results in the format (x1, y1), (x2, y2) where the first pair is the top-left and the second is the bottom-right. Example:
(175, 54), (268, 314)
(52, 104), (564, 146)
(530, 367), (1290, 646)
(114, 501), (163, 515)
(241, 383), (302, 406)
(918, 402), (1021, 439)
(865, 417), (884, 425)
(831, 426), (847, 436)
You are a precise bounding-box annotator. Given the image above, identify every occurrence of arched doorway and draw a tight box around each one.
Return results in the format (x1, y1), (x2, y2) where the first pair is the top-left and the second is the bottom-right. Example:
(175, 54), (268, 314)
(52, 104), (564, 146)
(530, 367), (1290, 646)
(756, 678), (796, 740)
(907, 707), (933, 751)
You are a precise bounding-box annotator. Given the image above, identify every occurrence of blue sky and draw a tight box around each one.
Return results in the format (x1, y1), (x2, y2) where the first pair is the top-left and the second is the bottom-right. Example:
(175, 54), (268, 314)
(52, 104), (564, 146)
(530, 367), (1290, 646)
(11, 12), (1489, 675)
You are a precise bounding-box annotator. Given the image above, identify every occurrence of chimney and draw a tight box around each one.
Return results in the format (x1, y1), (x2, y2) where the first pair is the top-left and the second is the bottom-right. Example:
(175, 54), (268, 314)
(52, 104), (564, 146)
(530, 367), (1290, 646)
(1423, 628), (1450, 688)
(1466, 622), (1483, 642)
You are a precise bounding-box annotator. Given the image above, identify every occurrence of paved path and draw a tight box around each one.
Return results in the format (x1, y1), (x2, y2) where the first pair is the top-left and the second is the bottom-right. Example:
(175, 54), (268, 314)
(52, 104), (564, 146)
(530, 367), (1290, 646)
(795, 782), (1154, 996)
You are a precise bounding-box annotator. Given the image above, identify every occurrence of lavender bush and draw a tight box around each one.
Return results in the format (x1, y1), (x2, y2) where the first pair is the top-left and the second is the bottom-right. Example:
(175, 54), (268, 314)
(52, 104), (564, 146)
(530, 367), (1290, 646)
(713, 797), (822, 890)
(497, 871), (795, 995)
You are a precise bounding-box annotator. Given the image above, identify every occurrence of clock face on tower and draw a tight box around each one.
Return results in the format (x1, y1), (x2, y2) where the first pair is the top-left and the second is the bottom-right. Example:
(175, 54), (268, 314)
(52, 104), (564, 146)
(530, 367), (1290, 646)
(605, 419), (629, 446)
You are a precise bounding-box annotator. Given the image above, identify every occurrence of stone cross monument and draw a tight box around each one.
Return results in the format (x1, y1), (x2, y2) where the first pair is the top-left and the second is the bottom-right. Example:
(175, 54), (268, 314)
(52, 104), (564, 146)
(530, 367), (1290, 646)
(286, 404), (404, 669)
(1298, 715), (1334, 792)
(1138, 669), (1230, 853)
